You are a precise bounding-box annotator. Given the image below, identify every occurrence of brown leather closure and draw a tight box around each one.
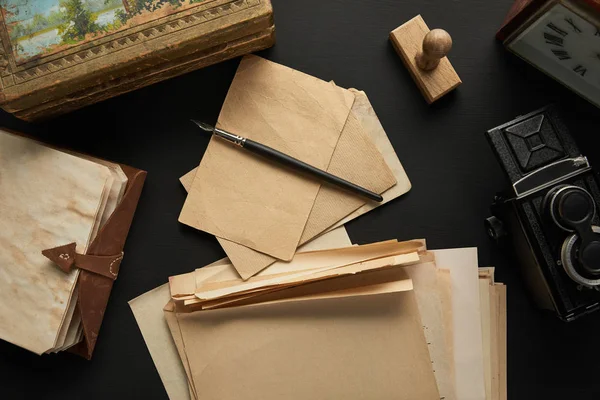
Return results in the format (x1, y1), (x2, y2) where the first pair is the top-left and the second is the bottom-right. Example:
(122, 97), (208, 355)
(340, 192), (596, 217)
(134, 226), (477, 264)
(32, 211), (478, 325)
(42, 243), (123, 280)
(73, 167), (146, 360)
(42, 243), (77, 273)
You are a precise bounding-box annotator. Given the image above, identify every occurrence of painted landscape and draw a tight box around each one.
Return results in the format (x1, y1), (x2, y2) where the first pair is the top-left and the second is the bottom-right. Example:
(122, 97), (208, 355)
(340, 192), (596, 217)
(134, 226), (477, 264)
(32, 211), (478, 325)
(0, 0), (206, 62)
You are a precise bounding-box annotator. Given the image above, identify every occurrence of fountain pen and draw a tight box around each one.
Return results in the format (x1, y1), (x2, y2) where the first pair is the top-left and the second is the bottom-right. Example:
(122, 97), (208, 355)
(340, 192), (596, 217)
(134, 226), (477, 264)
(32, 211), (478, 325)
(191, 120), (383, 202)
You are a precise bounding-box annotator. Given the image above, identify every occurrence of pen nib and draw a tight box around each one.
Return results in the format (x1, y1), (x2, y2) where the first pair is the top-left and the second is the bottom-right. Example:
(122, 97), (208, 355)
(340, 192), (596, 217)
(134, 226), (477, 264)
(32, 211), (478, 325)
(191, 120), (215, 133)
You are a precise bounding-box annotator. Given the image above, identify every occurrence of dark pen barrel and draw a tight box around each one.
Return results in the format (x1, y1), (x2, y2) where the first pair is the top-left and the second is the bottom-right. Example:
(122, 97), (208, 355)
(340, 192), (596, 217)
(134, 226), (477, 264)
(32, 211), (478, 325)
(243, 139), (383, 202)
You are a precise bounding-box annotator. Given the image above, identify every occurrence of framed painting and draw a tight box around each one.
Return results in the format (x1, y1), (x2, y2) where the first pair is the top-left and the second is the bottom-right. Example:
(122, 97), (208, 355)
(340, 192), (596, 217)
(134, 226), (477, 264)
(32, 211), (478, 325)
(0, 0), (275, 120)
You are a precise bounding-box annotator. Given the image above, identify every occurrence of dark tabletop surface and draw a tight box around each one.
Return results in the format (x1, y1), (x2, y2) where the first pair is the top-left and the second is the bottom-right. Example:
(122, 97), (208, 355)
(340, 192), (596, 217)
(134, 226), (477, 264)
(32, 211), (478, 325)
(2, 0), (600, 399)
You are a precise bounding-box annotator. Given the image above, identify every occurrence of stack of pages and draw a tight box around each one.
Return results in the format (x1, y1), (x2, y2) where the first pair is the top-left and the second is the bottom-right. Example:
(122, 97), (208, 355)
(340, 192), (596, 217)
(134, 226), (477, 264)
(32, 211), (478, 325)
(130, 228), (507, 400)
(178, 55), (411, 280)
(0, 130), (146, 358)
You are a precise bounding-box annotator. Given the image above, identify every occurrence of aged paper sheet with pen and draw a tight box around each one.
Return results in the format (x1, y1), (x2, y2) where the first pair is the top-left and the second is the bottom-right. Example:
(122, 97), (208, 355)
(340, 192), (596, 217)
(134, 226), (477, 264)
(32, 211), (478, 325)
(179, 55), (355, 261)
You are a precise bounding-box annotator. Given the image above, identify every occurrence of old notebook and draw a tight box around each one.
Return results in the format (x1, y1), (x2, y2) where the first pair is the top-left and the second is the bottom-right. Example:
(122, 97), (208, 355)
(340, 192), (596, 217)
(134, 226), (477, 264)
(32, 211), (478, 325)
(180, 88), (410, 279)
(0, 130), (145, 358)
(0, 0), (275, 121)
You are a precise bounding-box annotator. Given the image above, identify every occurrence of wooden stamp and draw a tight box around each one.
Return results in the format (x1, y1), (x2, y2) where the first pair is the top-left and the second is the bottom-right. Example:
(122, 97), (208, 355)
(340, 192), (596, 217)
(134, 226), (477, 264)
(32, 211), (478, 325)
(390, 15), (461, 104)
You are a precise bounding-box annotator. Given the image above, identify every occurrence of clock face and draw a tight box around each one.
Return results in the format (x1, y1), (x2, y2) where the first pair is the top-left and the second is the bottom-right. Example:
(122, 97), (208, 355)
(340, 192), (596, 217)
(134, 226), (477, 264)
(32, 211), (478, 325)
(508, 2), (600, 106)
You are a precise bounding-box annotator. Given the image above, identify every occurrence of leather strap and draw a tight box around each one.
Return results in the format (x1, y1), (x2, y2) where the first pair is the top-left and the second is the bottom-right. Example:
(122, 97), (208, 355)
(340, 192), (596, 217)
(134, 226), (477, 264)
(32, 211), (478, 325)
(42, 243), (123, 280)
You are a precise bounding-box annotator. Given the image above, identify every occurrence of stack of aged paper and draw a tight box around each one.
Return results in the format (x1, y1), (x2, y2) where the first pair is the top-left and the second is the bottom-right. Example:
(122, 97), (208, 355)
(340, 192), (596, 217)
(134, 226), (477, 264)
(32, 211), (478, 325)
(0, 130), (146, 358)
(178, 55), (411, 280)
(479, 267), (508, 400)
(130, 230), (507, 400)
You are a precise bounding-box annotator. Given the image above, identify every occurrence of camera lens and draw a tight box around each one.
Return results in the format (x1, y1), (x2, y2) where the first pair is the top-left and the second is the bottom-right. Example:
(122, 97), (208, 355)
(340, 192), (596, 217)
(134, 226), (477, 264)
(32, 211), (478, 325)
(581, 241), (600, 274)
(549, 186), (595, 231)
(561, 227), (600, 286)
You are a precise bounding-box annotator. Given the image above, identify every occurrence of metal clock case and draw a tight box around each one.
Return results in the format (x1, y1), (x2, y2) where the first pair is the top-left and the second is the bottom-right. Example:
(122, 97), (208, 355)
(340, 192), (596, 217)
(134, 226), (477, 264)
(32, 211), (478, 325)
(485, 105), (600, 321)
(497, 0), (600, 107)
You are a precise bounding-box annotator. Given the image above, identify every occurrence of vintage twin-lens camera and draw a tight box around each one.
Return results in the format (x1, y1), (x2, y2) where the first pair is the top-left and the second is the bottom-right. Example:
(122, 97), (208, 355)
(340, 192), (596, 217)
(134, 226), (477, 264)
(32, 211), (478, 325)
(485, 105), (600, 321)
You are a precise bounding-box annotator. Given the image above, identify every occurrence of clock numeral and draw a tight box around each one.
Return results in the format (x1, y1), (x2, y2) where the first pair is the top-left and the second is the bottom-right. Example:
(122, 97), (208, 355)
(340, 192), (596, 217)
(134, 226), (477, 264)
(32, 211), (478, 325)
(544, 32), (564, 47)
(551, 49), (571, 60)
(564, 17), (582, 33)
(547, 22), (568, 36)
(574, 65), (587, 77)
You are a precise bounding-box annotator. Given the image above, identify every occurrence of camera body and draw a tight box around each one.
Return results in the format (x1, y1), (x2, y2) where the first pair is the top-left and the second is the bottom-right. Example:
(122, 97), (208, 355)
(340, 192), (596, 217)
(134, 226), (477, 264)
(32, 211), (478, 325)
(486, 105), (600, 321)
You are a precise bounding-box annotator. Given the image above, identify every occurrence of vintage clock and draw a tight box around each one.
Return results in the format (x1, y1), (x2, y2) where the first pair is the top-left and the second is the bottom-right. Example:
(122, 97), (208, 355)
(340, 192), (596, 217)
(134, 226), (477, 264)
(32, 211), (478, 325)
(498, 0), (600, 106)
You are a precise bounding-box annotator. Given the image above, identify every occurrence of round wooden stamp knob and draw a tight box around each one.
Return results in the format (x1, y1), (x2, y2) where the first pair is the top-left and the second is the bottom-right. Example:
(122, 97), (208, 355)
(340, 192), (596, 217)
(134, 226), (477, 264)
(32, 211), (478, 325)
(415, 29), (453, 71)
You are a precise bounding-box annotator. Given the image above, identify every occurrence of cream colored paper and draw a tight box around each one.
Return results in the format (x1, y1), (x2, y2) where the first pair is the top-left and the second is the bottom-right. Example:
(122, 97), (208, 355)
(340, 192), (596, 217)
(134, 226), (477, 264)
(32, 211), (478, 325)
(201, 268), (414, 310)
(296, 111), (396, 242)
(183, 238), (401, 310)
(169, 227), (353, 300)
(0, 131), (112, 355)
(193, 244), (421, 302)
(51, 287), (80, 351)
(174, 239), (422, 309)
(216, 240), (275, 279)
(179, 55), (355, 260)
(191, 227), (352, 297)
(405, 261), (456, 400)
(182, 90), (407, 280)
(489, 283), (500, 400)
(97, 163), (128, 228)
(330, 89), (412, 229)
(88, 170), (112, 245)
(130, 285), (191, 400)
(478, 272), (507, 400)
(63, 148), (129, 231)
(436, 268), (456, 394)
(55, 303), (82, 352)
(294, 225), (352, 252)
(496, 284), (507, 400)
(217, 225), (356, 279)
(171, 291), (440, 400)
(479, 277), (492, 400)
(194, 253), (419, 302)
(432, 248), (486, 400)
(164, 304), (197, 399)
(169, 272), (196, 300)
(260, 240), (401, 275)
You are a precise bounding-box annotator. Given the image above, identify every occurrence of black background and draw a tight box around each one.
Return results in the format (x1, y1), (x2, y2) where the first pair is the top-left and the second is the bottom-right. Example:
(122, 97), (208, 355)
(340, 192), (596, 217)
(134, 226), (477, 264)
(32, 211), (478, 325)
(2, 0), (600, 399)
